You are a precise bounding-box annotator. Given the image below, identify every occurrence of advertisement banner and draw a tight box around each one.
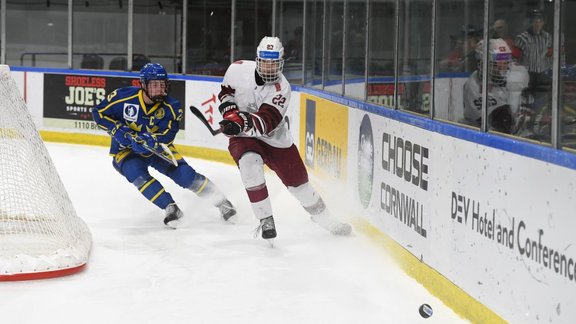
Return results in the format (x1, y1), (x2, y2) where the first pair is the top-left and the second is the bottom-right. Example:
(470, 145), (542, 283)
(185, 80), (229, 150)
(43, 73), (185, 132)
(346, 107), (576, 324)
(367, 81), (430, 113)
(299, 94), (348, 181)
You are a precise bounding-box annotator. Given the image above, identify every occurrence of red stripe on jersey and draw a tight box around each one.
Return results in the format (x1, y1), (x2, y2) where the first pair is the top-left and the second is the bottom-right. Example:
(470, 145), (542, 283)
(218, 85), (236, 102)
(275, 83), (281, 92)
(253, 103), (283, 134)
(251, 115), (265, 134)
(246, 185), (269, 203)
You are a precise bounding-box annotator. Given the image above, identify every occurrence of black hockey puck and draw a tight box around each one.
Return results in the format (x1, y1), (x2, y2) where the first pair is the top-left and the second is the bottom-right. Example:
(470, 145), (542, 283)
(419, 304), (433, 318)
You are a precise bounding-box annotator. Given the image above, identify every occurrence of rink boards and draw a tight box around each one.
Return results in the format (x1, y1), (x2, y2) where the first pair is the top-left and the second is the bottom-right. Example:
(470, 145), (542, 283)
(10, 67), (576, 324)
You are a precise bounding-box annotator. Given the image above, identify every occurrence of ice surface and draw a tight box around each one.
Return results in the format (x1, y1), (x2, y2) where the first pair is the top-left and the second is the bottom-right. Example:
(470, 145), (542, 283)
(0, 143), (469, 324)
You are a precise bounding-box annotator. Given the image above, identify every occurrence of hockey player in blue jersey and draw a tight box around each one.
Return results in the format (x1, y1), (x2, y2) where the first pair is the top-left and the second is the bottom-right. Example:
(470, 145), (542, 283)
(92, 63), (236, 228)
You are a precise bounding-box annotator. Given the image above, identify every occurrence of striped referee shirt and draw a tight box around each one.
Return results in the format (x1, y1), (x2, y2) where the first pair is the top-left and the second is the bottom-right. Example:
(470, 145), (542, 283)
(515, 29), (552, 73)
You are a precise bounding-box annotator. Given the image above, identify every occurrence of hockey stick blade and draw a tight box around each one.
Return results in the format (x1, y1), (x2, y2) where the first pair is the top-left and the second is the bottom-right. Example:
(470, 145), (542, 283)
(189, 105), (222, 136)
(158, 143), (178, 166)
(144, 142), (177, 166)
(135, 138), (178, 166)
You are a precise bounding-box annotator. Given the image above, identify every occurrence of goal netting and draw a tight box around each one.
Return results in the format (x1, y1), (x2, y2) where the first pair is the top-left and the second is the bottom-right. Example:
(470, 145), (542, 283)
(0, 65), (92, 280)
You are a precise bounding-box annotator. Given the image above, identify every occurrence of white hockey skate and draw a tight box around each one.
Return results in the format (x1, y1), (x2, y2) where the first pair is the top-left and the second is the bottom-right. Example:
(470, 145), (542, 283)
(311, 213), (352, 236)
(164, 203), (183, 229)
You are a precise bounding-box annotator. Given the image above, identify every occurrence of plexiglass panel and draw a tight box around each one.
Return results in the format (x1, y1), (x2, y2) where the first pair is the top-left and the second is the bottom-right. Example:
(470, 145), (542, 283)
(7, 0), (68, 67)
(186, 0), (231, 76)
(560, 0), (576, 151)
(324, 0), (343, 94)
(398, 0), (432, 115)
(490, 1), (554, 142)
(276, 0), (304, 84)
(133, 0), (182, 73)
(304, 0), (324, 89)
(344, 0), (366, 100)
(72, 0), (128, 70)
(367, 0), (396, 108)
(434, 0), (483, 125)
(234, 0), (273, 61)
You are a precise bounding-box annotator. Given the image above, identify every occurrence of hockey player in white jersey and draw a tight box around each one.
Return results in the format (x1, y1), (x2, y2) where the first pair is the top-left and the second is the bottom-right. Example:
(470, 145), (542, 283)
(463, 38), (530, 133)
(217, 36), (352, 241)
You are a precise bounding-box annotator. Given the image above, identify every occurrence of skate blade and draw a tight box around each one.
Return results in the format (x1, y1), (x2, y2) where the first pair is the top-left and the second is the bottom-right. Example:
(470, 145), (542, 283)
(166, 219), (182, 229)
(264, 238), (275, 248)
(224, 214), (238, 224)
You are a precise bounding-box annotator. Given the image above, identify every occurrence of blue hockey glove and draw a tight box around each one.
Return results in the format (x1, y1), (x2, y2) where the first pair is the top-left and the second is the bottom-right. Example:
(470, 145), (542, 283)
(131, 132), (158, 155)
(110, 123), (133, 147)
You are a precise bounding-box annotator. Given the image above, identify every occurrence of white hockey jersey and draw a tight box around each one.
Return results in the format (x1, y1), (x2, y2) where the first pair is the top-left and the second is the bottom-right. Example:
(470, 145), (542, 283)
(219, 60), (293, 148)
(463, 64), (529, 123)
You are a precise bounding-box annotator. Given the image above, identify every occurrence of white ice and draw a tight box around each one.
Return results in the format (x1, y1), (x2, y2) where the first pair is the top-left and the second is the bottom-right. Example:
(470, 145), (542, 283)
(0, 143), (469, 324)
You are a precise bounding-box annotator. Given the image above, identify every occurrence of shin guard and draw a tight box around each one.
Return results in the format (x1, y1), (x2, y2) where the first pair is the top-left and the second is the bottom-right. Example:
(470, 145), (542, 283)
(239, 152), (272, 220)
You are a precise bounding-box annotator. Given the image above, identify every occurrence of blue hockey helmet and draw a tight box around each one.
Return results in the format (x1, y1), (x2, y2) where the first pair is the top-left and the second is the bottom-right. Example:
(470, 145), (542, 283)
(139, 63), (169, 102)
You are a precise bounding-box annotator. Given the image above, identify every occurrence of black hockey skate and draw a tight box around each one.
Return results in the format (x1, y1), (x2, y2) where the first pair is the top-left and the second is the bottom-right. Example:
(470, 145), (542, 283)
(259, 216), (277, 239)
(164, 203), (183, 229)
(217, 199), (237, 222)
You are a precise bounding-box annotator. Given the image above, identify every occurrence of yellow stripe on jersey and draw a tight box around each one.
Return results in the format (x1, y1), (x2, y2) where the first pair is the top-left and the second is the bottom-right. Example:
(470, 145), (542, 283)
(137, 90), (161, 115)
(150, 188), (166, 202)
(139, 178), (156, 192)
(97, 93), (140, 131)
(98, 93), (139, 114)
(102, 115), (118, 125)
(194, 177), (208, 194)
(114, 150), (131, 164)
(163, 102), (177, 120)
(156, 120), (172, 136)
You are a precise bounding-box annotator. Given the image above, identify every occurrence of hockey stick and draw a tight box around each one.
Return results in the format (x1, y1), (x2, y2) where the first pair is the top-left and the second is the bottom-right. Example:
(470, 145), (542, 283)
(156, 143), (178, 166)
(131, 135), (178, 166)
(189, 105), (222, 136)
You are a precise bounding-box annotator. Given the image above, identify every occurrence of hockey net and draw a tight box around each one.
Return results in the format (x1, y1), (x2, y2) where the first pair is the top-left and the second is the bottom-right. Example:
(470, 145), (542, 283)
(0, 65), (92, 281)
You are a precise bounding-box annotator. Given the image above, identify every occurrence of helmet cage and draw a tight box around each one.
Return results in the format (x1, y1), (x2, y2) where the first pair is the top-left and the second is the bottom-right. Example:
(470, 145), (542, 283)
(477, 39), (512, 86)
(487, 52), (512, 85)
(256, 37), (285, 84)
(256, 54), (284, 84)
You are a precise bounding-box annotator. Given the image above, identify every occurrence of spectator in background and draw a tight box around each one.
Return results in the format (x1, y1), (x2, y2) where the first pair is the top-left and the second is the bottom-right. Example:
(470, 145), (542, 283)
(514, 9), (553, 105)
(462, 38), (530, 134)
(284, 26), (303, 61)
(439, 25), (483, 73)
(459, 25), (483, 73)
(492, 19), (518, 58)
(439, 35), (464, 72)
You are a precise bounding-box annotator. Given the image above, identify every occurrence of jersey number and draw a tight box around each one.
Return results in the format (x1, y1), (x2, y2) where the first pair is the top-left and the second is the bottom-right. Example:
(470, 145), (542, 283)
(272, 94), (286, 108)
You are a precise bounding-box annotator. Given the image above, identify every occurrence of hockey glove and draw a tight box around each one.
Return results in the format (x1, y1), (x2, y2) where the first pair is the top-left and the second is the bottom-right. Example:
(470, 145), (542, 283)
(218, 101), (239, 119)
(110, 123), (133, 147)
(219, 111), (254, 136)
(131, 132), (158, 155)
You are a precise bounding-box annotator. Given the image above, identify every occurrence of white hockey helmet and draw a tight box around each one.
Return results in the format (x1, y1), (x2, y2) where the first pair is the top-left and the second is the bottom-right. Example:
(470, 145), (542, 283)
(256, 36), (285, 84)
(476, 38), (512, 85)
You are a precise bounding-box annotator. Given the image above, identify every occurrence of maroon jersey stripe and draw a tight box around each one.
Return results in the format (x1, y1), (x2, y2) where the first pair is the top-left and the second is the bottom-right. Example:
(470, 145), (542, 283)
(218, 85), (235, 102)
(254, 104), (283, 134)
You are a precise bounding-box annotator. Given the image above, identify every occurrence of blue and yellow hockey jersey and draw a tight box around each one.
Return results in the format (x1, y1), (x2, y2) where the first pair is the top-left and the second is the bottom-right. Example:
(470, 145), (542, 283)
(92, 86), (183, 156)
